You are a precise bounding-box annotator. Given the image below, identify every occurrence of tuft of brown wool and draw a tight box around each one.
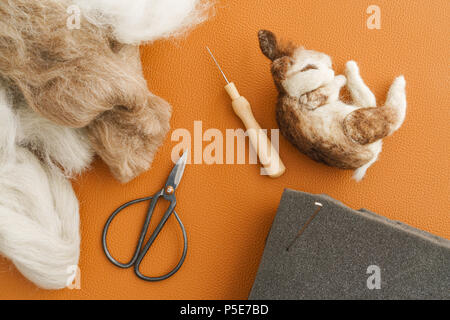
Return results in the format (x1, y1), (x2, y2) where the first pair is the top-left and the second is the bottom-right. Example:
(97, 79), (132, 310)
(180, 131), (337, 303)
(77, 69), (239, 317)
(0, 0), (172, 183)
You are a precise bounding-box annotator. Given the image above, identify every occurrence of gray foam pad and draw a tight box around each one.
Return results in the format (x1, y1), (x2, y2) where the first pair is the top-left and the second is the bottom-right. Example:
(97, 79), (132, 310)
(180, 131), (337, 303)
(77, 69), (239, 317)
(249, 189), (450, 300)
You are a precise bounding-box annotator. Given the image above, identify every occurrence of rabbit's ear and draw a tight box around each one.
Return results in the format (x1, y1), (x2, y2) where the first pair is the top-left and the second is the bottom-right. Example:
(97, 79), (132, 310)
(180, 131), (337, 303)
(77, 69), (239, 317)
(258, 30), (279, 61)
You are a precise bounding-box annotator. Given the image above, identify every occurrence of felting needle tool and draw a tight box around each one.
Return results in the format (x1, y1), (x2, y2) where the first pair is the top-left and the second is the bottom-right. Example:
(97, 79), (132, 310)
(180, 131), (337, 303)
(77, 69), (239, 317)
(206, 46), (286, 178)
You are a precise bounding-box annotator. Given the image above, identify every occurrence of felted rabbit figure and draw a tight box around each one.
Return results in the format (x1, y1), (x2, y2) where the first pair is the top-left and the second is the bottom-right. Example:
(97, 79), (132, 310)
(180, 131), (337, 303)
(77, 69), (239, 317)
(258, 30), (407, 181)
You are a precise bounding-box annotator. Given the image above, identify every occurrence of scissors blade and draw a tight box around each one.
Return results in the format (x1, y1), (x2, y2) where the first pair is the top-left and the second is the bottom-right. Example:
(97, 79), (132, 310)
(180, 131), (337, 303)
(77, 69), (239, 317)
(165, 150), (188, 191)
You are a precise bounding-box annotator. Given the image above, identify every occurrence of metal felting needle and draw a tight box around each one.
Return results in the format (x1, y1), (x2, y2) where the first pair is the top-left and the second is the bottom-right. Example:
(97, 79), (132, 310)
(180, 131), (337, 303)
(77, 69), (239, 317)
(206, 46), (286, 178)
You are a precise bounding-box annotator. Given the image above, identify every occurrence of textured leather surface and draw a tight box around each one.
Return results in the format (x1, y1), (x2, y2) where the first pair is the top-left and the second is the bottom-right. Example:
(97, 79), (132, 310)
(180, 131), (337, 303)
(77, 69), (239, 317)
(1, 0), (449, 299)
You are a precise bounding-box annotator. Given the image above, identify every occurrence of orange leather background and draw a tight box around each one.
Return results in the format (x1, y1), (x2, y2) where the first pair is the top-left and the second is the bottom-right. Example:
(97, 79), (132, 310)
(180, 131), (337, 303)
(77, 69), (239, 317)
(1, 0), (449, 299)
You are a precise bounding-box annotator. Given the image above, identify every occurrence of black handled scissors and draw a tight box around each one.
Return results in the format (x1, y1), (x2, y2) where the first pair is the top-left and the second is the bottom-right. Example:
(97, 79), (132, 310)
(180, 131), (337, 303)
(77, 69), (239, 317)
(102, 150), (188, 282)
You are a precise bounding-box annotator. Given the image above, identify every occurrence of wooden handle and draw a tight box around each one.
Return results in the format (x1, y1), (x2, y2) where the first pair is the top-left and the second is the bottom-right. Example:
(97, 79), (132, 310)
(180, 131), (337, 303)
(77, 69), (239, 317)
(225, 82), (286, 178)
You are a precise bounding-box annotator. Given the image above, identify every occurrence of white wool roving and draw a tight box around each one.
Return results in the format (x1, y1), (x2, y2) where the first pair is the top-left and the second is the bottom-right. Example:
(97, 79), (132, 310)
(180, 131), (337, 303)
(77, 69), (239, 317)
(74, 0), (212, 44)
(15, 100), (94, 177)
(0, 87), (91, 289)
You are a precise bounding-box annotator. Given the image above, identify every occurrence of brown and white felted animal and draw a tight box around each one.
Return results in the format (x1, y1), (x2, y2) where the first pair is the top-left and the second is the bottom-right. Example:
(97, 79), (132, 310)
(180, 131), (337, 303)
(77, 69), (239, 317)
(258, 30), (407, 181)
(0, 0), (210, 183)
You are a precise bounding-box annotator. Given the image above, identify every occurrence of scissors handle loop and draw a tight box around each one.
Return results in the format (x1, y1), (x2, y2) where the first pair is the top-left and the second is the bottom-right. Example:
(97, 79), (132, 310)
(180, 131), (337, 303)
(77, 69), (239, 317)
(102, 190), (188, 282)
